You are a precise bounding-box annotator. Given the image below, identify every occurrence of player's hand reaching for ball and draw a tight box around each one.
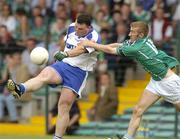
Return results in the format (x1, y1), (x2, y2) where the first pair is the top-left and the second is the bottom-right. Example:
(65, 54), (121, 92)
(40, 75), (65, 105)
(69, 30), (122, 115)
(53, 51), (69, 61)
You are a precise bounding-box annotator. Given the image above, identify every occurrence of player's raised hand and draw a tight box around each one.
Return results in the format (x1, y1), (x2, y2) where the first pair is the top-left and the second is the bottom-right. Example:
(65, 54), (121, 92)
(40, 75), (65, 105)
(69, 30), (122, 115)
(53, 51), (69, 61)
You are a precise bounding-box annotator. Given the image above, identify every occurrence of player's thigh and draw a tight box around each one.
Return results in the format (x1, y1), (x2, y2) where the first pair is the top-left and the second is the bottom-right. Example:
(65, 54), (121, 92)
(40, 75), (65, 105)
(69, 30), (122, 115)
(38, 66), (62, 84)
(135, 89), (160, 114)
(58, 88), (77, 111)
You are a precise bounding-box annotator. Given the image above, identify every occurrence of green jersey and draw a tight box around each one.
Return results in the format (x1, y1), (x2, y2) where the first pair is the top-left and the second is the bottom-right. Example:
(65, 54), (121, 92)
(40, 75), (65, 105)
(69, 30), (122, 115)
(116, 37), (180, 81)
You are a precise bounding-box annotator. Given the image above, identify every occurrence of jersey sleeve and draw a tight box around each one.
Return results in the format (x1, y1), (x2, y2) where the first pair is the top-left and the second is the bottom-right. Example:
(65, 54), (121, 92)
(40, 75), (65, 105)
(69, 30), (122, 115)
(116, 44), (125, 56)
(64, 23), (75, 43)
(116, 41), (141, 57)
(85, 30), (101, 53)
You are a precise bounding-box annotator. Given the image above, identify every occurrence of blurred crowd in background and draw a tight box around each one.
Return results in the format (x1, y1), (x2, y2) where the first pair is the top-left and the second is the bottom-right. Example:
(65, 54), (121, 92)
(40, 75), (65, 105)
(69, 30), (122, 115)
(0, 0), (180, 123)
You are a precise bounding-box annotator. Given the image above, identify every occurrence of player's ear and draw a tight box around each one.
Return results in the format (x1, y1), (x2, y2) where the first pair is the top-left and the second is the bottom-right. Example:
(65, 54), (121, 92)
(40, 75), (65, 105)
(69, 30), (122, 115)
(139, 33), (144, 38)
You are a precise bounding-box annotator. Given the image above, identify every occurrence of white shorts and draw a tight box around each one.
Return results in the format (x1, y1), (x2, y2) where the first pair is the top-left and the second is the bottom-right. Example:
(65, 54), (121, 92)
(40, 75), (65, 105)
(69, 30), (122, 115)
(145, 74), (180, 104)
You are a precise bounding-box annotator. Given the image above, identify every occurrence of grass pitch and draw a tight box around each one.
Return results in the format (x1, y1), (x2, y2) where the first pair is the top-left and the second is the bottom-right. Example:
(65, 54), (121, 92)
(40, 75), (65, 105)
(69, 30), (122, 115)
(0, 134), (173, 139)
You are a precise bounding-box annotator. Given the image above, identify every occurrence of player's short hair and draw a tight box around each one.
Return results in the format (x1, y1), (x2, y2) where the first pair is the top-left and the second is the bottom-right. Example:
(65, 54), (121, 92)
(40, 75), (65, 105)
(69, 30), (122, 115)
(76, 13), (92, 26)
(130, 21), (149, 37)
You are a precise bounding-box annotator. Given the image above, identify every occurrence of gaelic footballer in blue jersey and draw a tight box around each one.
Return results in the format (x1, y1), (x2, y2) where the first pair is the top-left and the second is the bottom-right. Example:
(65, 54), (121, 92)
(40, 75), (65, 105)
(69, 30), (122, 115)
(7, 13), (101, 139)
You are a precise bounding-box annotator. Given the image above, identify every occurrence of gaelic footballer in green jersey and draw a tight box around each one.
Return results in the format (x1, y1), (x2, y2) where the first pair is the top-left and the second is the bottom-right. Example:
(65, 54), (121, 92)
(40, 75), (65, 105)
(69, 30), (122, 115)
(80, 21), (180, 139)
(116, 37), (179, 81)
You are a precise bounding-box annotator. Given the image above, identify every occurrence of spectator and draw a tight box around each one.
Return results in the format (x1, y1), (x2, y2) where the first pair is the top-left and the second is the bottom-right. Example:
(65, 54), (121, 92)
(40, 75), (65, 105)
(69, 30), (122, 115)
(48, 98), (80, 135)
(95, 28), (110, 73)
(87, 72), (118, 121)
(29, 15), (46, 42)
(63, 0), (73, 20)
(54, 3), (71, 26)
(112, 2), (121, 12)
(54, 3), (66, 18)
(30, 0), (52, 9)
(137, 0), (155, 11)
(0, 3), (17, 33)
(29, 6), (42, 28)
(0, 25), (12, 43)
(50, 17), (66, 44)
(0, 25), (24, 64)
(151, 8), (173, 43)
(48, 31), (66, 64)
(132, 2), (151, 22)
(0, 25), (16, 49)
(172, 2), (180, 30)
(0, 51), (27, 123)
(111, 10), (124, 34)
(0, 59), (18, 123)
(31, 5), (42, 17)
(11, 0), (30, 14)
(151, 8), (174, 55)
(72, 1), (87, 20)
(21, 37), (40, 77)
(107, 22), (135, 86)
(0, 1), (5, 13)
(111, 22), (129, 43)
(120, 3), (134, 25)
(36, 0), (54, 17)
(92, 9), (107, 33)
(14, 9), (29, 42)
(100, 3), (113, 26)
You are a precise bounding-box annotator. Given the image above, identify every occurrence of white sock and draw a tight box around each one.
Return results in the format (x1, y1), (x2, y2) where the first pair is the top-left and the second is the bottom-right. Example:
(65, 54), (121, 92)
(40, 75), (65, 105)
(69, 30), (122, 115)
(53, 135), (62, 139)
(123, 133), (133, 139)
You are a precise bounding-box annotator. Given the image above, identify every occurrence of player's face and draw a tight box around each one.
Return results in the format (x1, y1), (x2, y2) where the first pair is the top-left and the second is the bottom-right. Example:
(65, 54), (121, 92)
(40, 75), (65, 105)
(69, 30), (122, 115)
(75, 22), (91, 37)
(128, 27), (140, 42)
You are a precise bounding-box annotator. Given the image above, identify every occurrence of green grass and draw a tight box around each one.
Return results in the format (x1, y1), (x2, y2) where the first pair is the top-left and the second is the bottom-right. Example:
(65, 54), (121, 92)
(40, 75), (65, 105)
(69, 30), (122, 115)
(0, 134), (173, 139)
(0, 135), (104, 139)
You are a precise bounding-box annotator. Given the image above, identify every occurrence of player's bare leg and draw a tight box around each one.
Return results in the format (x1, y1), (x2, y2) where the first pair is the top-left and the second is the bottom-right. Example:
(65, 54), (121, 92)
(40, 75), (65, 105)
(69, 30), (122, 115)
(122, 90), (160, 139)
(23, 67), (61, 91)
(54, 88), (77, 139)
(175, 102), (180, 111)
(7, 67), (62, 98)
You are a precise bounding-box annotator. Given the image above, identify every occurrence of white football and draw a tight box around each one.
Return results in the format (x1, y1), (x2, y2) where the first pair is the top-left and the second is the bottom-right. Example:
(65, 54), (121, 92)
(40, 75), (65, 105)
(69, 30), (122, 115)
(30, 47), (49, 65)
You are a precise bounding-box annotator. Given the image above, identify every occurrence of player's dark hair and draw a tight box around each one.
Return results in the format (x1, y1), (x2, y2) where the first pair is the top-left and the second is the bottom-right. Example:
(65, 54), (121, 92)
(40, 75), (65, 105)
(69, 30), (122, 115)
(76, 13), (92, 26)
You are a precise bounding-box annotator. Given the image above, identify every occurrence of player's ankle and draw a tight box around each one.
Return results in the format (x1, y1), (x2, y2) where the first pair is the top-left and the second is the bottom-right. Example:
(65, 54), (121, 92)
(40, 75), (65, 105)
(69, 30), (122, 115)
(53, 135), (62, 139)
(122, 133), (133, 139)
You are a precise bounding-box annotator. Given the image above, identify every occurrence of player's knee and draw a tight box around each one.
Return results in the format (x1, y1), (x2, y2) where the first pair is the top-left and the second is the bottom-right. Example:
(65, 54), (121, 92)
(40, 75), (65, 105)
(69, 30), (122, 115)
(133, 105), (144, 117)
(38, 68), (52, 83)
(58, 99), (72, 113)
(59, 99), (72, 108)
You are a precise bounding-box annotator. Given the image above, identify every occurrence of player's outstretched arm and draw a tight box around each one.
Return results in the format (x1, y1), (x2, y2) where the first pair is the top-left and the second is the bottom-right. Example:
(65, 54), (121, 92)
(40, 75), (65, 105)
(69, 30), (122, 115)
(54, 45), (86, 61)
(80, 40), (121, 54)
(66, 44), (87, 57)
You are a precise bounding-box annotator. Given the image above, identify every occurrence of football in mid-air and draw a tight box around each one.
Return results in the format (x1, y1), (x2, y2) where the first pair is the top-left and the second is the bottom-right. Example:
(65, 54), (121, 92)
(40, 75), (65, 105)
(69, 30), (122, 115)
(30, 47), (49, 65)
